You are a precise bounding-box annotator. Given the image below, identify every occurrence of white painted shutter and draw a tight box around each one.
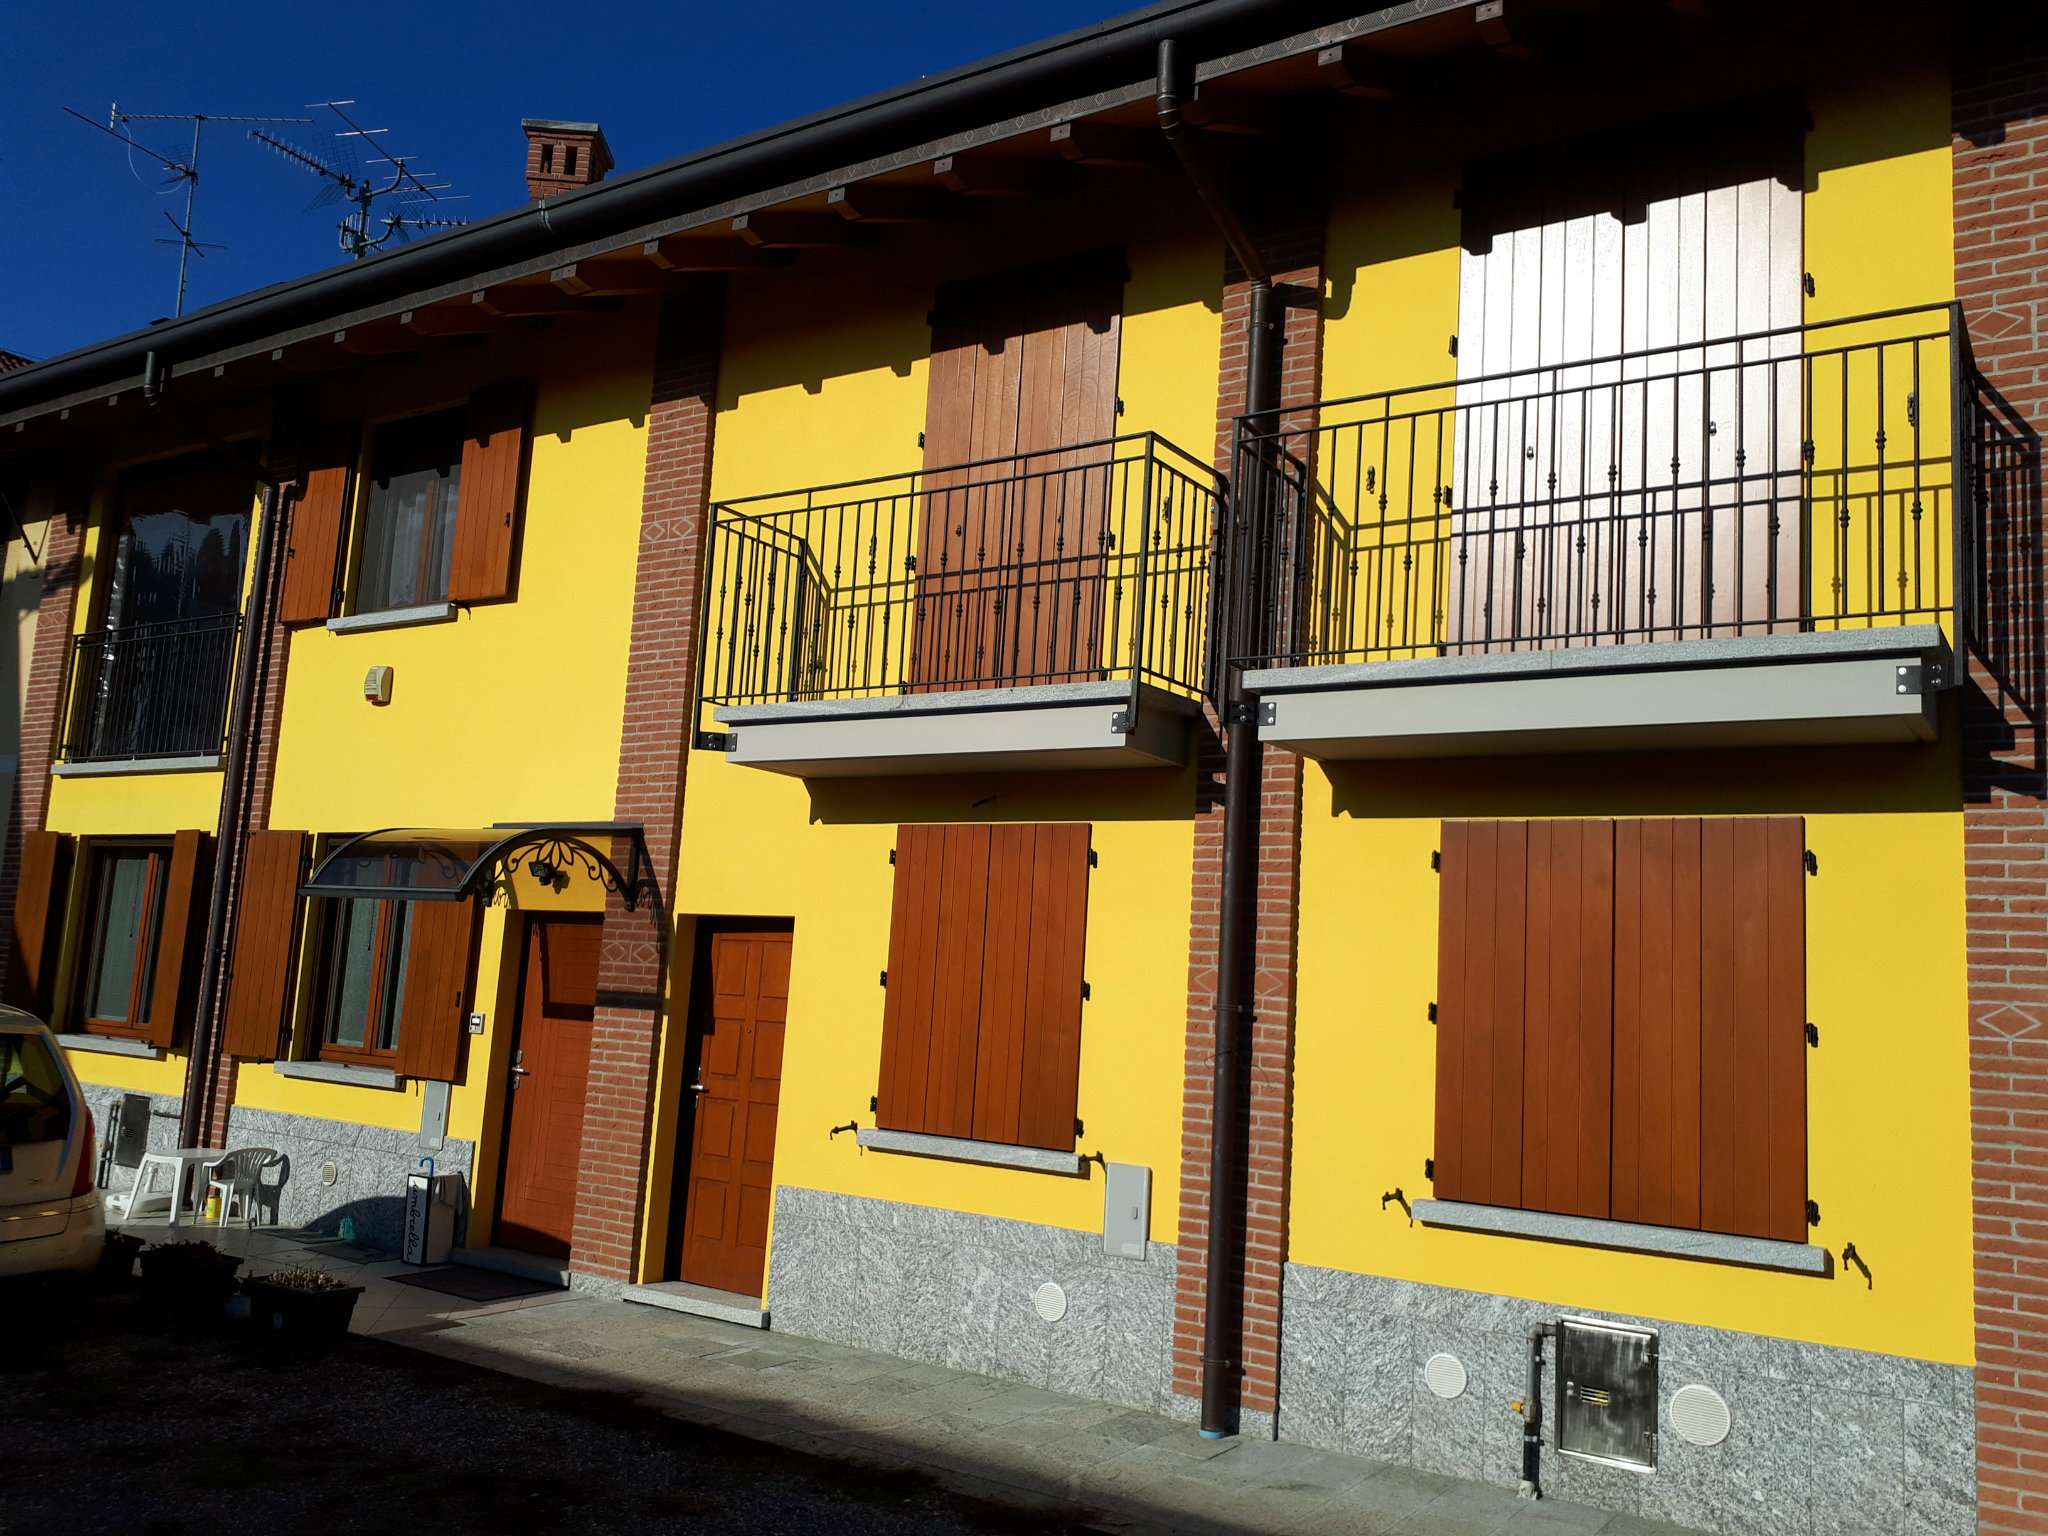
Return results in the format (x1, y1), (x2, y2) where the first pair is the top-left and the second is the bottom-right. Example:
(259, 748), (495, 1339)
(1452, 145), (1802, 649)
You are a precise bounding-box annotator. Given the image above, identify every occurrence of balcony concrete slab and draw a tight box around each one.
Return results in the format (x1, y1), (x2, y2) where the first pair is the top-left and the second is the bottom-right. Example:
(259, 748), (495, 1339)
(1246, 626), (1949, 759)
(713, 679), (1199, 777)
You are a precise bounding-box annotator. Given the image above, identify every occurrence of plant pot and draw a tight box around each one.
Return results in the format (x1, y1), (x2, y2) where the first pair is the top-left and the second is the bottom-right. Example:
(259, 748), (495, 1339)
(94, 1231), (146, 1290)
(241, 1276), (365, 1347)
(138, 1247), (244, 1326)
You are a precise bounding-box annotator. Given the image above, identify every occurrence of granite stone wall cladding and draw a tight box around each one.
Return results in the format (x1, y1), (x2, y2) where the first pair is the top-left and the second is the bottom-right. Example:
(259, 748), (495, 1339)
(768, 1185), (1179, 1415)
(82, 1086), (183, 1193)
(225, 1103), (473, 1255)
(1277, 1262), (1976, 1536)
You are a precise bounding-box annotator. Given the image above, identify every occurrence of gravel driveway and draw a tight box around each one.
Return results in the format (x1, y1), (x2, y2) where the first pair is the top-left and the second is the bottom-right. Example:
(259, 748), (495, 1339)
(0, 1289), (1097, 1536)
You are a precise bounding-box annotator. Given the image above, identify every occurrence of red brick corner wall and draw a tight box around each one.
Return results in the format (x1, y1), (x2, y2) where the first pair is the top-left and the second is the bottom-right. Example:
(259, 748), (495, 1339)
(570, 287), (725, 1284)
(1172, 216), (1326, 1429)
(1956, 33), (2048, 1536)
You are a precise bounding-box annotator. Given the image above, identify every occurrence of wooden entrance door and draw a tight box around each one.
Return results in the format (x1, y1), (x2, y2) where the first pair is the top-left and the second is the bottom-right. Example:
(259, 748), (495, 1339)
(679, 930), (789, 1297)
(496, 916), (601, 1259)
(911, 255), (1124, 690)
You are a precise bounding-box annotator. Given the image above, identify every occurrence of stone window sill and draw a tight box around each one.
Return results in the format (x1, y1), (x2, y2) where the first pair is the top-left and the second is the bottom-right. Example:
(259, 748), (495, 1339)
(1413, 1199), (1829, 1275)
(272, 1059), (401, 1090)
(327, 602), (456, 635)
(53, 755), (222, 778)
(55, 1032), (166, 1060)
(855, 1127), (1083, 1175)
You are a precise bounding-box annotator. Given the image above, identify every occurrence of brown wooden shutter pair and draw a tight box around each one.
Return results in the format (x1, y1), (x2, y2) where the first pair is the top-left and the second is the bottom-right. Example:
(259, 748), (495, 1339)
(141, 829), (212, 1049)
(222, 831), (478, 1080)
(9, 830), (74, 1016)
(1433, 816), (1806, 1243)
(877, 823), (1091, 1151)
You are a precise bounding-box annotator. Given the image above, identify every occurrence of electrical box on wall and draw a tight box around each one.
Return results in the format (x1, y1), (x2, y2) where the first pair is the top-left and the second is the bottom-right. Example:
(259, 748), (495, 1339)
(1557, 1316), (1659, 1471)
(1102, 1163), (1151, 1259)
(364, 665), (394, 705)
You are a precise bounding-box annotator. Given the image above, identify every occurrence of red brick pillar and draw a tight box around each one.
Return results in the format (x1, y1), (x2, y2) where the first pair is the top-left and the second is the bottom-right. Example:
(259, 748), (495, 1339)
(1172, 218), (1325, 1431)
(1955, 35), (2048, 1536)
(0, 473), (86, 997)
(569, 288), (725, 1284)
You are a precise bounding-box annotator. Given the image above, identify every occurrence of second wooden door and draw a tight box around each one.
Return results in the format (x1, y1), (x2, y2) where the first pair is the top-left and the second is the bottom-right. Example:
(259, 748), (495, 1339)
(496, 916), (601, 1259)
(679, 930), (789, 1297)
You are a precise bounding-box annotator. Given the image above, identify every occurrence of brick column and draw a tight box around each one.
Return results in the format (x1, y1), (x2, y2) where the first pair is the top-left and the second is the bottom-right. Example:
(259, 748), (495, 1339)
(0, 473), (85, 996)
(569, 288), (725, 1284)
(1955, 36), (2048, 1536)
(1172, 217), (1325, 1431)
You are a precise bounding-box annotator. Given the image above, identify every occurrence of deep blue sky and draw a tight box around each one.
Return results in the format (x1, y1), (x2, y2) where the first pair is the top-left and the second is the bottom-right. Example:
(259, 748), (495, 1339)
(4, 0), (1117, 363)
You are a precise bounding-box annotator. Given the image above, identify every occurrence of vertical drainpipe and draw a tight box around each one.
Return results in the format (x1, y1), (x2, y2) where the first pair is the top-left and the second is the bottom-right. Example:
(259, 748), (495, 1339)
(179, 471), (288, 1147)
(1157, 36), (1279, 1439)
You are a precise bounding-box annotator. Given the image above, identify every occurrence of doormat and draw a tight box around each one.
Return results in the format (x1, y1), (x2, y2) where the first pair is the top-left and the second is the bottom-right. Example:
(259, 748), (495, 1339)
(388, 1266), (560, 1303)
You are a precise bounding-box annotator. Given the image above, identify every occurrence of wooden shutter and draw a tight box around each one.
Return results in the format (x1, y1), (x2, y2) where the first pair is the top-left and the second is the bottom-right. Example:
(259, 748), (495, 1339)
(279, 429), (359, 625)
(9, 830), (73, 1016)
(1434, 819), (1614, 1216)
(142, 829), (211, 1049)
(912, 255), (1124, 690)
(876, 822), (1091, 1150)
(222, 830), (307, 1059)
(394, 897), (480, 1082)
(449, 384), (531, 604)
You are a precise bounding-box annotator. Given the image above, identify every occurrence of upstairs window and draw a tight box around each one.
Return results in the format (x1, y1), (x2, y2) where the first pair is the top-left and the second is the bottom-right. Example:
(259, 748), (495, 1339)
(357, 409), (463, 614)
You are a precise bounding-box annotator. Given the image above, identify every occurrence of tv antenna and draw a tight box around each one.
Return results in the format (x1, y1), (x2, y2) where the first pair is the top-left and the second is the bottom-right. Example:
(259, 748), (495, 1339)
(64, 105), (313, 317)
(248, 100), (468, 259)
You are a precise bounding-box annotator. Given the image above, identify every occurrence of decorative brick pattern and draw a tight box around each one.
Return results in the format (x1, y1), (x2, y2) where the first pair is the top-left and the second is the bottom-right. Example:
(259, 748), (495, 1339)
(1956, 39), (2048, 1536)
(1173, 216), (1325, 1426)
(0, 475), (84, 996)
(570, 288), (725, 1283)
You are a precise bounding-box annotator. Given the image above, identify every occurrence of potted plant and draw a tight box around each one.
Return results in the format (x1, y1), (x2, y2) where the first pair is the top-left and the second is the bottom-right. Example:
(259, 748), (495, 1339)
(241, 1264), (366, 1346)
(94, 1229), (146, 1290)
(138, 1240), (243, 1325)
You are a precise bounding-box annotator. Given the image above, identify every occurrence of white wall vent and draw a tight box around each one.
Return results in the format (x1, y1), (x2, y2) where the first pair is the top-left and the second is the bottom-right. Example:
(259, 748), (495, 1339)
(1423, 1352), (1469, 1400)
(1670, 1383), (1732, 1447)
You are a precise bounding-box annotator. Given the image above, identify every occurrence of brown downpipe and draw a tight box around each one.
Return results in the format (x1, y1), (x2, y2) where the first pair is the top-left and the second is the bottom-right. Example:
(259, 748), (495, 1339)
(1158, 36), (1278, 1439)
(178, 469), (289, 1147)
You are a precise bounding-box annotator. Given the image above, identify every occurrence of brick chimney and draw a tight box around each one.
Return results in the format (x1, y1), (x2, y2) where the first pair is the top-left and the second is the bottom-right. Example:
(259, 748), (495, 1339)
(521, 119), (614, 201)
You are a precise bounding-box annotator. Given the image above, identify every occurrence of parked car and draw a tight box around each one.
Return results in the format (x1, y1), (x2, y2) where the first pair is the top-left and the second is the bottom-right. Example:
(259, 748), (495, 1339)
(0, 1009), (104, 1278)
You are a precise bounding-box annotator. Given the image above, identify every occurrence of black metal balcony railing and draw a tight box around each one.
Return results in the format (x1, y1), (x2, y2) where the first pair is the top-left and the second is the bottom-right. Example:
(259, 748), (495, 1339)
(1227, 303), (2021, 673)
(698, 433), (1220, 706)
(61, 615), (240, 763)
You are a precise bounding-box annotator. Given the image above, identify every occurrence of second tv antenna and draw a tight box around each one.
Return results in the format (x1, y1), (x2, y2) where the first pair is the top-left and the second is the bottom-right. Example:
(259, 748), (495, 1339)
(249, 100), (469, 259)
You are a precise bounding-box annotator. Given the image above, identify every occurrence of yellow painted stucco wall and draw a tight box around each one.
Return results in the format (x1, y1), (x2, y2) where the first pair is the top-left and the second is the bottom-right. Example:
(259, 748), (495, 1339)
(225, 313), (655, 1233)
(660, 226), (1223, 1282)
(1293, 59), (1972, 1364)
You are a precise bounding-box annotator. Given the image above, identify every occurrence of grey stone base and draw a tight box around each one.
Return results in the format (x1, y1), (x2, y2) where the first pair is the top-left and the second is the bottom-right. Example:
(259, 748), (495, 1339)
(768, 1185), (1179, 1414)
(224, 1104), (474, 1256)
(1278, 1262), (1976, 1536)
(81, 1088), (184, 1194)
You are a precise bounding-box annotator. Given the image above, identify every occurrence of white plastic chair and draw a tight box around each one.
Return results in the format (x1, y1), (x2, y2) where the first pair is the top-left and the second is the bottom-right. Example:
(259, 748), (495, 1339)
(202, 1147), (282, 1227)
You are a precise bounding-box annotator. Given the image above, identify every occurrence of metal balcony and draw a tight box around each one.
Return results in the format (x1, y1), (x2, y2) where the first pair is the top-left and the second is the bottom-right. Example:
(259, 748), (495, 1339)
(58, 615), (240, 767)
(1226, 303), (2038, 758)
(697, 433), (1219, 776)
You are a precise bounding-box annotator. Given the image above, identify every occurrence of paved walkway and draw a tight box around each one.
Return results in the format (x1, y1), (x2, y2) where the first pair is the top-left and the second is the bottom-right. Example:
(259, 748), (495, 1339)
(124, 1221), (1695, 1536)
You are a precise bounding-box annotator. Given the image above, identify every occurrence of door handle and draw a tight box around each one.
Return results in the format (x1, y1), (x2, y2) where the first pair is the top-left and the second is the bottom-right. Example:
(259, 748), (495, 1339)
(688, 1079), (708, 1094)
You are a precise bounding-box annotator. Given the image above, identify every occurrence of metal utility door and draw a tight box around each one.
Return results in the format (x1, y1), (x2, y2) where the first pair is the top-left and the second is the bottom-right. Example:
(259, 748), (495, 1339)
(679, 930), (789, 1297)
(1452, 136), (1803, 649)
(496, 916), (601, 1259)
(911, 259), (1123, 690)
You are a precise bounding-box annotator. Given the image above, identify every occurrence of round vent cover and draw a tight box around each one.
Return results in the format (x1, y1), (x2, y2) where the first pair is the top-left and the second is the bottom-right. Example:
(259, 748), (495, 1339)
(1032, 1282), (1068, 1323)
(1670, 1383), (1732, 1447)
(319, 1160), (340, 1188)
(1422, 1352), (1469, 1400)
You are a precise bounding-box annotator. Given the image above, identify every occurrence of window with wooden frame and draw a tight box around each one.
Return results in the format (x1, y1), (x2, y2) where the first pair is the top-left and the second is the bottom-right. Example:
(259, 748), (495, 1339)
(76, 843), (170, 1039)
(311, 896), (415, 1065)
(875, 823), (1092, 1152)
(355, 409), (463, 614)
(1432, 817), (1808, 1244)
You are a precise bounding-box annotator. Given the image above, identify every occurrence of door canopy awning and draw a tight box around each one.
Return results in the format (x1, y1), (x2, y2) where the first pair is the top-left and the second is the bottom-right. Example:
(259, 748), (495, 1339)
(300, 822), (655, 910)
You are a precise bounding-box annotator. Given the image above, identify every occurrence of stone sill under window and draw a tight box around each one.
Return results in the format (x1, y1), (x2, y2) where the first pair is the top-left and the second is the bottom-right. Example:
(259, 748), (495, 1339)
(855, 1127), (1083, 1175)
(326, 602), (456, 635)
(272, 1059), (401, 1090)
(55, 1032), (165, 1061)
(1413, 1198), (1829, 1275)
(53, 754), (222, 778)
